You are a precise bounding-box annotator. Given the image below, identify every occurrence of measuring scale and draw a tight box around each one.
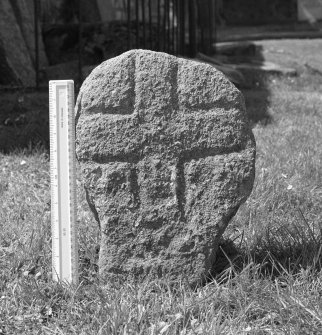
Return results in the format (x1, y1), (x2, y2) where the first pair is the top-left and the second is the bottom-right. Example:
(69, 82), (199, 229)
(49, 80), (78, 285)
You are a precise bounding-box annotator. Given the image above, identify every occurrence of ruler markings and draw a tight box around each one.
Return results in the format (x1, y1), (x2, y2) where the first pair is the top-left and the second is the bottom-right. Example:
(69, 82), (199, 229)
(49, 80), (78, 285)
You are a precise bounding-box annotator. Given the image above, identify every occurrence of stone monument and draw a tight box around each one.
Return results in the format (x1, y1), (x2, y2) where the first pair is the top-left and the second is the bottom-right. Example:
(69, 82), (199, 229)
(76, 49), (256, 285)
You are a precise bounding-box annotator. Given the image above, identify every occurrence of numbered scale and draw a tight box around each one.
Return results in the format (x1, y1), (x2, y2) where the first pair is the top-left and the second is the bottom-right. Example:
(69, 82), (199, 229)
(49, 80), (78, 285)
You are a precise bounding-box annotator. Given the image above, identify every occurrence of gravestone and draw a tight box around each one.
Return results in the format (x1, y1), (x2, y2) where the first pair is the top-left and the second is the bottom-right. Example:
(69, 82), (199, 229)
(76, 49), (256, 285)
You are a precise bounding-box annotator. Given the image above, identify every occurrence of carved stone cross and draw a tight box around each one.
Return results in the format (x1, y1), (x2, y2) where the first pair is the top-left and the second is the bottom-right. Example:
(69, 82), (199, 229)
(76, 50), (255, 285)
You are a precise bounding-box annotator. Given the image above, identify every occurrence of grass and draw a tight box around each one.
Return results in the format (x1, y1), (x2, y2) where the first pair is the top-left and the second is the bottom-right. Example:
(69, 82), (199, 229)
(1, 68), (322, 334)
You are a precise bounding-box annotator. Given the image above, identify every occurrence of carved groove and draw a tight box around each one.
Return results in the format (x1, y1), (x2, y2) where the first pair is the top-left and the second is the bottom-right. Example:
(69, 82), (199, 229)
(128, 167), (140, 208)
(181, 98), (240, 113)
(104, 55), (136, 115)
(180, 144), (244, 164)
(176, 159), (186, 221)
(88, 145), (246, 220)
(85, 187), (101, 229)
(175, 145), (246, 220)
(171, 61), (179, 112)
(90, 153), (141, 164)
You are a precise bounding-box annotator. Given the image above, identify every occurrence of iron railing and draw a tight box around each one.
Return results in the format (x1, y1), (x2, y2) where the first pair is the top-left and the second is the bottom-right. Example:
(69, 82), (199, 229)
(77, 0), (216, 83)
(7, 0), (217, 89)
(124, 0), (215, 57)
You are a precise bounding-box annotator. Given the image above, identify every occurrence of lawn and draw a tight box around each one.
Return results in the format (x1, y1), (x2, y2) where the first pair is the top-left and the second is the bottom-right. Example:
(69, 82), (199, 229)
(0, 43), (322, 334)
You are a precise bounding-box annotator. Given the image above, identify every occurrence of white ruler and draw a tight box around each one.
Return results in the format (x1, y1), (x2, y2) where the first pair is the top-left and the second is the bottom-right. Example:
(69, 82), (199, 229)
(49, 80), (78, 285)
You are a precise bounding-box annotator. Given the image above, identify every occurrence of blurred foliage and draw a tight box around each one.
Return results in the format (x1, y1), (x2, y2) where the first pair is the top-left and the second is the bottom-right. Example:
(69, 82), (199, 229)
(59, 0), (78, 23)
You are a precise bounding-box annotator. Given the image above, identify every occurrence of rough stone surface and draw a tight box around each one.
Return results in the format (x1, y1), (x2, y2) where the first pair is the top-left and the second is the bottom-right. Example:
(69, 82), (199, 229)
(76, 49), (256, 285)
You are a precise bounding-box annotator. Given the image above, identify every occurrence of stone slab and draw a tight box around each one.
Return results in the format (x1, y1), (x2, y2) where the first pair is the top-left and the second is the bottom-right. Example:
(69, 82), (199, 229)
(76, 50), (256, 285)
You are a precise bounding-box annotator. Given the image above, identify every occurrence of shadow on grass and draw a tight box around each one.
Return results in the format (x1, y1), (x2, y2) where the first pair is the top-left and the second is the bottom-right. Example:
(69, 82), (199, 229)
(211, 220), (322, 282)
(236, 44), (273, 126)
(0, 89), (49, 154)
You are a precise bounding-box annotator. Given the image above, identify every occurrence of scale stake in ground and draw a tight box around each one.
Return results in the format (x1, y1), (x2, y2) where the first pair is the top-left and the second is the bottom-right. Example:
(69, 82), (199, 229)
(49, 80), (78, 285)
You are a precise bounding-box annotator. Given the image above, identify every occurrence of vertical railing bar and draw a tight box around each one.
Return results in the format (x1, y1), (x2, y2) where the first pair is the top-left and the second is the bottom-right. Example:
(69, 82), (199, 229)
(78, 0), (83, 86)
(200, 1), (205, 53)
(163, 0), (168, 52)
(199, 0), (207, 54)
(136, 0), (139, 48)
(164, 0), (167, 53)
(163, 0), (167, 52)
(142, 0), (146, 48)
(167, 0), (171, 53)
(213, 0), (217, 54)
(168, 0), (172, 53)
(188, 0), (197, 57)
(206, 1), (208, 54)
(208, 0), (213, 54)
(175, 0), (178, 55)
(196, 0), (200, 53)
(204, 0), (209, 54)
(181, 0), (185, 56)
(172, 0), (175, 54)
(127, 0), (131, 50)
(177, 0), (181, 55)
(149, 0), (153, 50)
(157, 0), (161, 51)
(33, 0), (40, 89)
(169, 0), (171, 53)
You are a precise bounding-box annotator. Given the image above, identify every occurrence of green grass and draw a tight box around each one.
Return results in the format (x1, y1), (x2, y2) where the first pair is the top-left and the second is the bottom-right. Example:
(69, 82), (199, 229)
(1, 70), (322, 334)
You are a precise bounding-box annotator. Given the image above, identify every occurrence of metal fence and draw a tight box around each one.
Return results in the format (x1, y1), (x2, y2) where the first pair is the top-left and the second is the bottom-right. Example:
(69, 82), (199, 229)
(2, 1), (216, 90)
(77, 0), (216, 83)
(122, 0), (215, 56)
(45, 0), (216, 87)
(3, 0), (318, 90)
